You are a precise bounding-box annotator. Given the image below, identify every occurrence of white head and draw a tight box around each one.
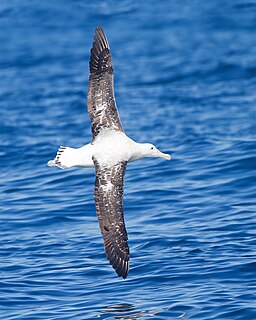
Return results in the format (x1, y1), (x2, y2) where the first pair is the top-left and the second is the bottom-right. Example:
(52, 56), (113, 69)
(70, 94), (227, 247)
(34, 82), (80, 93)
(138, 143), (171, 160)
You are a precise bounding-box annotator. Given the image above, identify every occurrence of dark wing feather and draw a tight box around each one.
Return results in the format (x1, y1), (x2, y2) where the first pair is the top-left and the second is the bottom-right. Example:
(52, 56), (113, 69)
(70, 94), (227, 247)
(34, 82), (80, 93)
(88, 25), (123, 140)
(93, 158), (129, 279)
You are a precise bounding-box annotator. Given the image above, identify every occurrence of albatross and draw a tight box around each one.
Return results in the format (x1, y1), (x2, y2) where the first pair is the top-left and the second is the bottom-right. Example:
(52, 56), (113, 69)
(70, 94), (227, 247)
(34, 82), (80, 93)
(48, 25), (171, 279)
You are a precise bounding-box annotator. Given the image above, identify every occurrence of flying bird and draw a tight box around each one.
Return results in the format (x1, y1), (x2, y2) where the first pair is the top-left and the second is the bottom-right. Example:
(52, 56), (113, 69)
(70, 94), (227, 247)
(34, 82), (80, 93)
(48, 25), (171, 279)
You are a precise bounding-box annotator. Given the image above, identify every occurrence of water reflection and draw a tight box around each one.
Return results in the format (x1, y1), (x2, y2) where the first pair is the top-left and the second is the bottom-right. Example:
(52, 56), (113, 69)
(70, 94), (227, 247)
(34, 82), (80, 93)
(99, 303), (161, 319)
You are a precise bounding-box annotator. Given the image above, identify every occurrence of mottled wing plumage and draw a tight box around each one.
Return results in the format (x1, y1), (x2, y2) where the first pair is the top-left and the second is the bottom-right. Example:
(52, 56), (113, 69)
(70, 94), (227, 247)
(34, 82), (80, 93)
(93, 158), (129, 278)
(88, 25), (123, 140)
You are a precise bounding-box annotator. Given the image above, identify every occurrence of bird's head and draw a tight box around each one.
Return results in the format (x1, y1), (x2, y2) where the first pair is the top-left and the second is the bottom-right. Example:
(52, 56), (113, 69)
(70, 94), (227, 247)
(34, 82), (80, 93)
(141, 143), (171, 160)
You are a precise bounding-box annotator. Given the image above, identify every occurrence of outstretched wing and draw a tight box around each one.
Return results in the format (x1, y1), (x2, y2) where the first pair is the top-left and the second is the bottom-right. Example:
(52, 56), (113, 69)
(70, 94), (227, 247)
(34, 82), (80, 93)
(88, 25), (123, 141)
(93, 158), (129, 279)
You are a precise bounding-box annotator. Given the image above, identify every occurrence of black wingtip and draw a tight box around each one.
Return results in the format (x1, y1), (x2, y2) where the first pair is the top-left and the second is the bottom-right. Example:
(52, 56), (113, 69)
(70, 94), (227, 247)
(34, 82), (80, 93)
(105, 243), (130, 279)
(96, 24), (104, 34)
(89, 25), (113, 75)
(114, 260), (129, 279)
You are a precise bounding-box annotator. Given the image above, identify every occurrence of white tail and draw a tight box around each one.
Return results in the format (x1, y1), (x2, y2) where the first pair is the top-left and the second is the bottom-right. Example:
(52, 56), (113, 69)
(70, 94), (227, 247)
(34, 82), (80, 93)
(47, 146), (77, 169)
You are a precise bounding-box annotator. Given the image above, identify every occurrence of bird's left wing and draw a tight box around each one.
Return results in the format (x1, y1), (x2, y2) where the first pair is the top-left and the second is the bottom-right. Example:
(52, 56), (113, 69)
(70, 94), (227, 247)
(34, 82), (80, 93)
(93, 158), (130, 279)
(88, 25), (123, 141)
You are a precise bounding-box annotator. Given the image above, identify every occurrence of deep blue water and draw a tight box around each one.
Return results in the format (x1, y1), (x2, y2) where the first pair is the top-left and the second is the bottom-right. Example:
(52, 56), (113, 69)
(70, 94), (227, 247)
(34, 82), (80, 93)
(1, 0), (256, 319)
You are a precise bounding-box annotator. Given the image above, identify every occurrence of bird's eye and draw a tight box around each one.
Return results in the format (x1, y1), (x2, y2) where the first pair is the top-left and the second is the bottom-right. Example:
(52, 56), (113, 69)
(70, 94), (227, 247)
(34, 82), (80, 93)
(151, 147), (154, 150)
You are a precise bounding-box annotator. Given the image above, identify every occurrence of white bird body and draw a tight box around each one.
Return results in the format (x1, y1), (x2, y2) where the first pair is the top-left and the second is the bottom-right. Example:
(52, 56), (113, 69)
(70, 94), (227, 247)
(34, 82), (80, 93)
(48, 129), (170, 170)
(93, 130), (135, 167)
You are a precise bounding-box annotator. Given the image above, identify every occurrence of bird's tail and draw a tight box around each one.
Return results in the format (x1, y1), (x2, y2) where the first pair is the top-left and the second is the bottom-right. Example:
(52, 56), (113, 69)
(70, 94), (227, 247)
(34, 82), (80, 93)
(47, 146), (76, 169)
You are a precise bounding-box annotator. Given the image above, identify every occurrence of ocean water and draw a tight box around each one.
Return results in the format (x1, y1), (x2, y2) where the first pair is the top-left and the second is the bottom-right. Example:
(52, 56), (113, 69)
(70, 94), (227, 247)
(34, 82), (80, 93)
(1, 0), (256, 319)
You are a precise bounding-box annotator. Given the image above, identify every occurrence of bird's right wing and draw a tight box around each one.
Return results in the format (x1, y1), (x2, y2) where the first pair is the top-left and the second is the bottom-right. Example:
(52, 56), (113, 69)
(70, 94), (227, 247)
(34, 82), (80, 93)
(88, 25), (123, 141)
(93, 158), (129, 279)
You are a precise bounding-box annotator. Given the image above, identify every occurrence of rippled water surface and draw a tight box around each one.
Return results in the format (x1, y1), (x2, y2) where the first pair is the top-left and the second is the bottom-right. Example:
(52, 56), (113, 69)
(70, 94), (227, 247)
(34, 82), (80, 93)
(1, 1), (256, 319)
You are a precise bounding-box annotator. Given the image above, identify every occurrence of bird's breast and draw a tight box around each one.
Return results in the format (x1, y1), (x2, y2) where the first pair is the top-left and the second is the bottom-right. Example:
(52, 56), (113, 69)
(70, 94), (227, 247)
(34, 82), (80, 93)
(93, 131), (133, 167)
